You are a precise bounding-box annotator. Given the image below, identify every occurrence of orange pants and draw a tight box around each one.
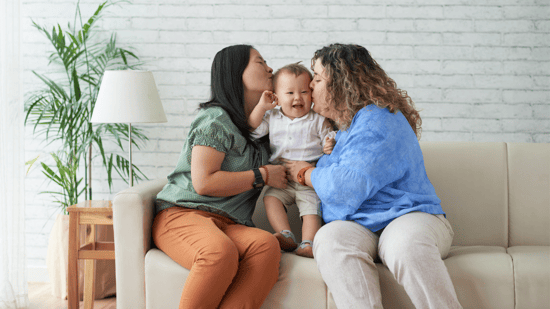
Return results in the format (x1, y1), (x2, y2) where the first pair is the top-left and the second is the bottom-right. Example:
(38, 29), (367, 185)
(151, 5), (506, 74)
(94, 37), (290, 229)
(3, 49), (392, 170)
(152, 206), (281, 309)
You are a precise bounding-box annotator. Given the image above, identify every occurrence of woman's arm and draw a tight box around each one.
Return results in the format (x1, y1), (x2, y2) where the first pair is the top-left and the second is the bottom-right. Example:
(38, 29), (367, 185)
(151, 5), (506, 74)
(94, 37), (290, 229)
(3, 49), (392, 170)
(191, 145), (258, 196)
(191, 145), (287, 197)
(286, 112), (405, 213)
(285, 160), (314, 187)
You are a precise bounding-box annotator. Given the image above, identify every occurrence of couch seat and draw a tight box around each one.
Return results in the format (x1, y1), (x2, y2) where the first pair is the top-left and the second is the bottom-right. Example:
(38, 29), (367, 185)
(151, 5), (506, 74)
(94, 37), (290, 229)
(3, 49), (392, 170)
(507, 246), (550, 309)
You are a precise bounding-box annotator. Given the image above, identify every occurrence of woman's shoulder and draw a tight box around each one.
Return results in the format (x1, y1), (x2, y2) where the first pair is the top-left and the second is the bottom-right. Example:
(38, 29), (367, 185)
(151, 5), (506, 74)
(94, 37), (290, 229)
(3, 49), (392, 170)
(187, 106), (240, 153)
(192, 106), (235, 131)
(194, 106), (230, 122)
(356, 104), (391, 120)
(349, 105), (389, 130)
(353, 105), (407, 129)
(347, 105), (416, 147)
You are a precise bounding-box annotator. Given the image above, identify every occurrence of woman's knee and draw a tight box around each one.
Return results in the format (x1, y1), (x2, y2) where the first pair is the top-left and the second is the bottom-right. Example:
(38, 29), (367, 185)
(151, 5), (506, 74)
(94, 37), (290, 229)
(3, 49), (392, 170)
(254, 232), (281, 278)
(379, 213), (448, 265)
(252, 230), (281, 260)
(314, 221), (351, 245)
(384, 237), (419, 264)
(198, 237), (239, 270)
(314, 220), (377, 262)
(379, 233), (441, 278)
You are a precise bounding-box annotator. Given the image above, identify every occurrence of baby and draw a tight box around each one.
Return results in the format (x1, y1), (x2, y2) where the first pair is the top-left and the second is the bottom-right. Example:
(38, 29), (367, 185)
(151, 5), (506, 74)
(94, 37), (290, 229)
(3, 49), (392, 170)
(249, 63), (335, 258)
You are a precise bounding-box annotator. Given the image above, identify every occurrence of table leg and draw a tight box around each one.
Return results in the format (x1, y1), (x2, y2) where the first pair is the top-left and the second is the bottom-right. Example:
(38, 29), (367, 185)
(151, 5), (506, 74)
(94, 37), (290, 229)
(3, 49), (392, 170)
(84, 224), (96, 309)
(84, 259), (95, 309)
(68, 213), (79, 309)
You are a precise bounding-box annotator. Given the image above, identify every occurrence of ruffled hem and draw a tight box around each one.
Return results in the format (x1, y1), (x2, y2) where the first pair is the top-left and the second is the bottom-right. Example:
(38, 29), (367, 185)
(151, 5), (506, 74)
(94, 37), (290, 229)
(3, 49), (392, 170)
(191, 134), (228, 154)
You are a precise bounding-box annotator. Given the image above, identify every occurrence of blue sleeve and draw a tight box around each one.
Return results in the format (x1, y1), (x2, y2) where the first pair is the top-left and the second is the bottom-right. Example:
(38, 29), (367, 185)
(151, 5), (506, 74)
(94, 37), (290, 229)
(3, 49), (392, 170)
(311, 109), (408, 214)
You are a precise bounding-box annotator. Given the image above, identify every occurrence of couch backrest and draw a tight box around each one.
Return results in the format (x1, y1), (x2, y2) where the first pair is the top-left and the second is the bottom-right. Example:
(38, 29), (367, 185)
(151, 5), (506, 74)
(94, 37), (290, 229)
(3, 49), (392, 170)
(507, 143), (550, 246)
(420, 142), (509, 247)
(253, 142), (549, 248)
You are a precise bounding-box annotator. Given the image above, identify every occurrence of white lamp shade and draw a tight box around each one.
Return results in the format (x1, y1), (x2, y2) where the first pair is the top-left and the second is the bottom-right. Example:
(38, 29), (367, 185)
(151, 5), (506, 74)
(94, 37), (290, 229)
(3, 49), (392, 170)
(91, 70), (167, 123)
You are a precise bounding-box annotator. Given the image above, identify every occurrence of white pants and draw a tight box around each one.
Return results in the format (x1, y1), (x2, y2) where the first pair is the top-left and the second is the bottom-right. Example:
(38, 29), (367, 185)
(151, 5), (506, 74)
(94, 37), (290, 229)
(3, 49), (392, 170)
(313, 212), (462, 309)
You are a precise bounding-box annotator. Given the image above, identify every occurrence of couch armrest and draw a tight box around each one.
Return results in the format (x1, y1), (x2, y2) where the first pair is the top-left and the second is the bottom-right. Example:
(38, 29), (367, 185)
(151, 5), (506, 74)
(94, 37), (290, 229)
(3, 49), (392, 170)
(113, 178), (168, 309)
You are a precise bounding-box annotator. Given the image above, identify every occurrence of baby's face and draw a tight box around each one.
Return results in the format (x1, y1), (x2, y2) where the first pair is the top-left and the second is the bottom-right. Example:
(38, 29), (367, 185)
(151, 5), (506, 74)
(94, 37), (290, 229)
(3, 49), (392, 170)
(274, 72), (312, 120)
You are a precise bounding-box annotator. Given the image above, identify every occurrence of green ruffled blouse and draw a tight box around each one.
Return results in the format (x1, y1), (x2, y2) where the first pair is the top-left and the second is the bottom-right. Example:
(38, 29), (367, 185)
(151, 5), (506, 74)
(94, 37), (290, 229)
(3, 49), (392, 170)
(155, 106), (270, 227)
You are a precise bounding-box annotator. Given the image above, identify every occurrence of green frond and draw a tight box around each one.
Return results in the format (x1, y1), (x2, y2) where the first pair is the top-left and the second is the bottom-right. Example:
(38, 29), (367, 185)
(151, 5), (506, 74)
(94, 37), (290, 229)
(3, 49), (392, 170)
(25, 0), (149, 208)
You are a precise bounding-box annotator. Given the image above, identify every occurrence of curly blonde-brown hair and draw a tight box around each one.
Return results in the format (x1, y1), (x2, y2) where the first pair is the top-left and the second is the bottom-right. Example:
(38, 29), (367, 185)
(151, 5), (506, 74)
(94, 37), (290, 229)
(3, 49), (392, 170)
(312, 43), (422, 138)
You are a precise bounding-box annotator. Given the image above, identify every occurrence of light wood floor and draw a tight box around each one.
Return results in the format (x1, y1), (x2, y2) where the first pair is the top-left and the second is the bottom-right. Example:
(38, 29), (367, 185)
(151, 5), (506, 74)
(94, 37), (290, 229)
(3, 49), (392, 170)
(28, 282), (116, 309)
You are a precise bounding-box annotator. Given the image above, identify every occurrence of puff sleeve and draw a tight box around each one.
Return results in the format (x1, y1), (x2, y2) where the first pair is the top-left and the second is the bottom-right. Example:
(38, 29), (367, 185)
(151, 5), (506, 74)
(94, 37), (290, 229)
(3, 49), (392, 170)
(186, 110), (235, 154)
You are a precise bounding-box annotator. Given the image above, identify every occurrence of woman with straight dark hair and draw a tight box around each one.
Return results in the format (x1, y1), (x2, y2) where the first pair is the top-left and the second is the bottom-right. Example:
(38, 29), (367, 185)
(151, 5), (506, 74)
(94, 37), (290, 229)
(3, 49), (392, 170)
(153, 44), (287, 309)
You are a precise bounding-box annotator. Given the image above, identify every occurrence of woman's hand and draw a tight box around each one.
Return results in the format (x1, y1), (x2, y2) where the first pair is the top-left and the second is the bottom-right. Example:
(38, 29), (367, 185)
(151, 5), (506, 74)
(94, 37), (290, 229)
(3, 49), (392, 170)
(283, 160), (313, 183)
(263, 164), (288, 189)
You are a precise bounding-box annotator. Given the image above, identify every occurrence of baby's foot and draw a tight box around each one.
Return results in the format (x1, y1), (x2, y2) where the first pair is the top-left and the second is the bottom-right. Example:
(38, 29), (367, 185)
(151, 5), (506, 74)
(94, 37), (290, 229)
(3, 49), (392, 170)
(295, 240), (314, 258)
(274, 230), (297, 252)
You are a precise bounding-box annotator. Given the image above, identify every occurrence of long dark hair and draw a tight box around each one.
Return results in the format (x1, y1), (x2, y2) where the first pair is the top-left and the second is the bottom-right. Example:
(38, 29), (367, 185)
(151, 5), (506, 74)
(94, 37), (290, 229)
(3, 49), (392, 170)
(199, 44), (256, 143)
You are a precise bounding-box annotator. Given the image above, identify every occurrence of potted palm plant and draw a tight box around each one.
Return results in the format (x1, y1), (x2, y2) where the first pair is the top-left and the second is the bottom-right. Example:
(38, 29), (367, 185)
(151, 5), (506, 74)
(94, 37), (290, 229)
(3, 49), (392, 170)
(25, 0), (149, 299)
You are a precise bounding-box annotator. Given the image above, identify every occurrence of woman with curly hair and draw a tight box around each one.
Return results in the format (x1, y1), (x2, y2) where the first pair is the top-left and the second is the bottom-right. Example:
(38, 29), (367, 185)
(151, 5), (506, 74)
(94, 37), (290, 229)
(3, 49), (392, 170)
(286, 44), (462, 309)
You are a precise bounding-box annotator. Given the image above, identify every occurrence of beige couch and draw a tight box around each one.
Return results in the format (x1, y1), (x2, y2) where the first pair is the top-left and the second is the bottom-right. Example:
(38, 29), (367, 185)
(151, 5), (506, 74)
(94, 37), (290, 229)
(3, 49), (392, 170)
(113, 142), (550, 309)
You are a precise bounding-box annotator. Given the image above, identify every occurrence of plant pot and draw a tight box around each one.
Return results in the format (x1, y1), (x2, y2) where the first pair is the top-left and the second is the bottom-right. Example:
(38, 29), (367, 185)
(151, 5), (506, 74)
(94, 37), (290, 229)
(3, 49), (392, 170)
(46, 213), (116, 300)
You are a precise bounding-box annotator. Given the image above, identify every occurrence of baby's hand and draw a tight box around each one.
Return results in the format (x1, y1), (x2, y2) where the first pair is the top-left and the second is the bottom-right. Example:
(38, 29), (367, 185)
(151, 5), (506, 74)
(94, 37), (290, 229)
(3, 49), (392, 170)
(258, 90), (278, 111)
(323, 136), (336, 154)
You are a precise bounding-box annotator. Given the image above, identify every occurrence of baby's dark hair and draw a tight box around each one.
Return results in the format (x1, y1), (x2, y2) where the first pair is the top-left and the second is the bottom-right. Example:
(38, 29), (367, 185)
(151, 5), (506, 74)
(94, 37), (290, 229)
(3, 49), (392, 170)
(273, 62), (313, 90)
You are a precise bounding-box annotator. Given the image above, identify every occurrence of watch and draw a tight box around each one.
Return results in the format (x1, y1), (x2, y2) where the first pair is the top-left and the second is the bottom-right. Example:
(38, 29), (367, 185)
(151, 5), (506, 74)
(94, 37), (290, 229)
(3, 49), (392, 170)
(252, 168), (264, 189)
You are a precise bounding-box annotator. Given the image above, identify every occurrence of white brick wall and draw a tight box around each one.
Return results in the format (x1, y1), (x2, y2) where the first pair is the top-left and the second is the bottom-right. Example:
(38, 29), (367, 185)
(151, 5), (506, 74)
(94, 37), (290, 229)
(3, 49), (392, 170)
(21, 0), (549, 281)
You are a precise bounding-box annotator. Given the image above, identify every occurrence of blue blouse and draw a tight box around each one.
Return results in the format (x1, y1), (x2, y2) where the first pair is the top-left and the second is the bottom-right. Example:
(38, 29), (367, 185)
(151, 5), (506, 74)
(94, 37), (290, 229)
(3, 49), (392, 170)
(311, 105), (444, 232)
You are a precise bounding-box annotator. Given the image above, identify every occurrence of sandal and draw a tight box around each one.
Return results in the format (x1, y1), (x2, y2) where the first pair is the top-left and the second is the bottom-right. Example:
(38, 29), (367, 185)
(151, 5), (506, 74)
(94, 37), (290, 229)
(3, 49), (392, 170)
(274, 230), (298, 252)
(295, 240), (314, 258)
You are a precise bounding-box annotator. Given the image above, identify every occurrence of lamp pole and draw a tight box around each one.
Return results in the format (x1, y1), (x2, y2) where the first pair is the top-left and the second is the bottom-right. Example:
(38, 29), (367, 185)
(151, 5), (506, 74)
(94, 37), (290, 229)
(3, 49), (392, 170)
(129, 123), (133, 187)
(91, 70), (167, 188)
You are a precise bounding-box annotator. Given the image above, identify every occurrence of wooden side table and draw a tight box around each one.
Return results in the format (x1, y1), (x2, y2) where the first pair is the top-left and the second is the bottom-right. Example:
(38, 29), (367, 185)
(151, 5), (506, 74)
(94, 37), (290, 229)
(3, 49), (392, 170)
(67, 200), (115, 309)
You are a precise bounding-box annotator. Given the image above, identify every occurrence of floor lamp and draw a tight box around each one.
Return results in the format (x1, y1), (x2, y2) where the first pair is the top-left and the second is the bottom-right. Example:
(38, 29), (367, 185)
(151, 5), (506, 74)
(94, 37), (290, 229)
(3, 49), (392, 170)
(91, 70), (167, 187)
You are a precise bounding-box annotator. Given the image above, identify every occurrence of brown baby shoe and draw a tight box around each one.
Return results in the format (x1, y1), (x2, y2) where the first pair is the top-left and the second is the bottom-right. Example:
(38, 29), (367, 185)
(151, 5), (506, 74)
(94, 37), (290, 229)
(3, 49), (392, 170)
(274, 230), (298, 252)
(295, 240), (314, 258)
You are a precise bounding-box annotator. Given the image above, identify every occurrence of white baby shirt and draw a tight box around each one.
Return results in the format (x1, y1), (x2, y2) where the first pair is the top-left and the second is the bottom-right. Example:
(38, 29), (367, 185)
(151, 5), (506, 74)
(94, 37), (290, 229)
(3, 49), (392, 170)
(251, 108), (336, 162)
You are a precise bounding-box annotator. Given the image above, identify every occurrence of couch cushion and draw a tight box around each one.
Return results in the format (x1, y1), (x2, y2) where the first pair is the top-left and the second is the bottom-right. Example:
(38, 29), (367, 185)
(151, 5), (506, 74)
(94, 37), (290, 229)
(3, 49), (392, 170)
(145, 248), (188, 309)
(420, 142), (508, 247)
(327, 246), (515, 309)
(507, 143), (550, 246)
(445, 246), (515, 309)
(261, 253), (327, 309)
(145, 248), (327, 309)
(507, 246), (550, 309)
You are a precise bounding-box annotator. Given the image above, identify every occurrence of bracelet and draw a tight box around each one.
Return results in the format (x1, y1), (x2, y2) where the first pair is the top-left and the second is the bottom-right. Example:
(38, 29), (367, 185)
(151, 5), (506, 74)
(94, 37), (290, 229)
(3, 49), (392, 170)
(260, 165), (269, 186)
(297, 166), (314, 186)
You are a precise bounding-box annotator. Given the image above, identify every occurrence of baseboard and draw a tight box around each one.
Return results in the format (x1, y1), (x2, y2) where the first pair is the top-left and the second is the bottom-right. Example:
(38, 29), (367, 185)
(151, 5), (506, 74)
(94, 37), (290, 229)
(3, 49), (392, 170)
(27, 266), (49, 282)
